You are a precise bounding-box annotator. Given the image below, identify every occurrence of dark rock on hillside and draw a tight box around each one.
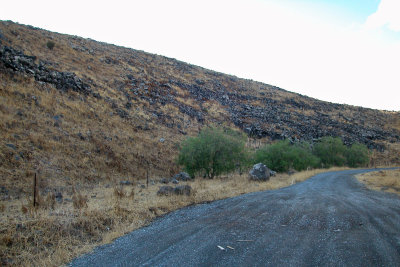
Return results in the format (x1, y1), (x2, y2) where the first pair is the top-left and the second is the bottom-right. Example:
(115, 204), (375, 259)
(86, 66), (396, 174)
(0, 45), (92, 95)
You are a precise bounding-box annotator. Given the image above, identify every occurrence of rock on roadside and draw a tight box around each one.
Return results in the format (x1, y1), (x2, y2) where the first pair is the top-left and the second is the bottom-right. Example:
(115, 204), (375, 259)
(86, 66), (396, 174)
(249, 163), (271, 181)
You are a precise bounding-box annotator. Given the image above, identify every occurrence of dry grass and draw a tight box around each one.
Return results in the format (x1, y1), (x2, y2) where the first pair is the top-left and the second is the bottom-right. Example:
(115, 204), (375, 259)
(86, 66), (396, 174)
(1, 20), (399, 266)
(356, 169), (400, 195)
(0, 167), (346, 266)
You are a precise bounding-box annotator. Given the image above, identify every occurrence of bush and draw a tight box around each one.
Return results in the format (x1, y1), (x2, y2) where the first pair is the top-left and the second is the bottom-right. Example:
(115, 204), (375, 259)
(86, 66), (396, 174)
(345, 142), (369, 167)
(313, 137), (347, 167)
(255, 140), (320, 172)
(46, 41), (55, 50)
(177, 127), (248, 178)
(313, 137), (369, 168)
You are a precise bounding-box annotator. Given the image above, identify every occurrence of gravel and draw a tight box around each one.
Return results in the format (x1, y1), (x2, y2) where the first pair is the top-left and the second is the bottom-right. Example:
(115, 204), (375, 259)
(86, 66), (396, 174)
(70, 169), (400, 267)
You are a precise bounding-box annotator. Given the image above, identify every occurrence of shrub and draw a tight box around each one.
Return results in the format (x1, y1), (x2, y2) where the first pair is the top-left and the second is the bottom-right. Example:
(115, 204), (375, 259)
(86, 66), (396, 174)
(255, 140), (319, 172)
(177, 127), (248, 178)
(46, 40), (55, 50)
(345, 142), (369, 167)
(313, 137), (347, 167)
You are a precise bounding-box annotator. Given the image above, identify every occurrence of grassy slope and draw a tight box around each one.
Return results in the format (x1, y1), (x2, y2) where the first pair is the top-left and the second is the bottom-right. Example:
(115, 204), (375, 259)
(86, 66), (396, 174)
(0, 20), (400, 266)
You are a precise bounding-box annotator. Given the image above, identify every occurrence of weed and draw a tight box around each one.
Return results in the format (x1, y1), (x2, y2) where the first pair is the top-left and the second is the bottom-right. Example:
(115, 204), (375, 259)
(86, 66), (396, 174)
(72, 192), (88, 209)
(113, 186), (126, 198)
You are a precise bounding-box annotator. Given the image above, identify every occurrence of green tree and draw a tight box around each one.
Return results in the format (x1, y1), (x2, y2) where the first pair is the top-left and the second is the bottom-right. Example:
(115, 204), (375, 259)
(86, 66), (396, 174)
(345, 142), (370, 167)
(313, 137), (347, 167)
(177, 127), (248, 179)
(255, 140), (319, 172)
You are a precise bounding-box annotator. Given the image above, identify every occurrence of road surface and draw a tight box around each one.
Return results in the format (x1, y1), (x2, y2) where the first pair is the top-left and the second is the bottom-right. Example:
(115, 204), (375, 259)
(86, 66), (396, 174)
(70, 169), (400, 266)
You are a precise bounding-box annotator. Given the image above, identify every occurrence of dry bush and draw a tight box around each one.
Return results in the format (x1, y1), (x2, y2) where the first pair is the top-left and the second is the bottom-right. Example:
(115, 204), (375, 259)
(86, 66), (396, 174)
(129, 188), (135, 199)
(44, 192), (56, 209)
(72, 192), (88, 209)
(114, 186), (126, 198)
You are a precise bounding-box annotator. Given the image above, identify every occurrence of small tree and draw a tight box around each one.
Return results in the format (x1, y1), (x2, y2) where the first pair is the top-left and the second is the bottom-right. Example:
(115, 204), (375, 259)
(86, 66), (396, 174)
(177, 127), (247, 178)
(313, 137), (347, 167)
(345, 142), (369, 167)
(255, 140), (319, 172)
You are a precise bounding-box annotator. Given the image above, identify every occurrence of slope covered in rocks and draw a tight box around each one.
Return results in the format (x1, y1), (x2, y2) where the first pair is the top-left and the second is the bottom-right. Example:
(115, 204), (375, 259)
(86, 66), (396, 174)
(1, 20), (399, 195)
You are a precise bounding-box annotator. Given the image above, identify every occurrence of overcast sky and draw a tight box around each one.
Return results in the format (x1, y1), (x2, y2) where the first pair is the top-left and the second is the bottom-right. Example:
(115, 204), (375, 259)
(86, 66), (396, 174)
(1, 0), (399, 111)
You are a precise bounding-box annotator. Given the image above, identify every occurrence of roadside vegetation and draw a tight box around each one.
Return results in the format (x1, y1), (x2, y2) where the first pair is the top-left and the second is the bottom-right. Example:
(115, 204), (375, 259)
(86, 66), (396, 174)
(356, 169), (400, 195)
(177, 127), (249, 179)
(0, 165), (347, 267)
(0, 20), (397, 267)
(178, 128), (370, 177)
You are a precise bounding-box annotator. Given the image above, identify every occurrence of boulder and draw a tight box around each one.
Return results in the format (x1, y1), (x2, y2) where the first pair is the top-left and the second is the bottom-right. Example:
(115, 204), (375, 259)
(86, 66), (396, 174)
(157, 186), (174, 196)
(54, 192), (63, 203)
(159, 178), (169, 184)
(120, 180), (132, 186)
(171, 178), (179, 184)
(157, 185), (192, 196)
(249, 163), (271, 181)
(173, 172), (192, 181)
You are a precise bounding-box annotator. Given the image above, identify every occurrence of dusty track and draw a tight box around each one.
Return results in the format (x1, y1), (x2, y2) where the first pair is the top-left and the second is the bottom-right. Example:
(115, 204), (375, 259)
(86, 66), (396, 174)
(70, 169), (400, 266)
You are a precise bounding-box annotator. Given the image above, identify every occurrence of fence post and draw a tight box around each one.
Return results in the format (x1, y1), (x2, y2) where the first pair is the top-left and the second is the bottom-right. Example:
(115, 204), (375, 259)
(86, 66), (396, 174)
(33, 172), (37, 207)
(146, 161), (149, 188)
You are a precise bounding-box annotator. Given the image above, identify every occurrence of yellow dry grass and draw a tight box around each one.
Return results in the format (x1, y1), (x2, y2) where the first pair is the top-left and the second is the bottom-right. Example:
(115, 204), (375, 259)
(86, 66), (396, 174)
(1, 20), (399, 266)
(356, 169), (400, 195)
(0, 167), (346, 266)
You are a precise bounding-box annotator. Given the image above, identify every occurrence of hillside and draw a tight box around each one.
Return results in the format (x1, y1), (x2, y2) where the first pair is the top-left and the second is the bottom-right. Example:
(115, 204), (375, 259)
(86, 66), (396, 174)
(1, 20), (400, 266)
(1, 20), (400, 192)
(1, 20), (400, 189)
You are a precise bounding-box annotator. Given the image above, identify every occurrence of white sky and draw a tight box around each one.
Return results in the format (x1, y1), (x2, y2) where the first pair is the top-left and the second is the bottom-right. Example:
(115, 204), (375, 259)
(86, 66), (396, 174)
(1, 0), (399, 111)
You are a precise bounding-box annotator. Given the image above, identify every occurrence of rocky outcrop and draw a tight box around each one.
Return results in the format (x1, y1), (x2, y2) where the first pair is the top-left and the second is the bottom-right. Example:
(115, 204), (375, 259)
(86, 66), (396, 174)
(0, 46), (92, 95)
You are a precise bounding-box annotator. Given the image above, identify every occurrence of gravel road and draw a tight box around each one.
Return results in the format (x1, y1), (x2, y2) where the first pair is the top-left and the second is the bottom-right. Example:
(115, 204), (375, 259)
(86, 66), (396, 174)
(70, 169), (400, 266)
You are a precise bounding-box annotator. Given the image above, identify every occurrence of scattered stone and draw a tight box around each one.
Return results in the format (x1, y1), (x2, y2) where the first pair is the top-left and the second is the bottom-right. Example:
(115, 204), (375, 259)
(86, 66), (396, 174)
(120, 180), (132, 186)
(173, 172), (192, 181)
(125, 101), (132, 109)
(5, 144), (16, 150)
(174, 185), (192, 196)
(157, 185), (192, 196)
(115, 108), (128, 119)
(249, 163), (271, 181)
(53, 114), (62, 122)
(16, 223), (26, 231)
(54, 192), (63, 203)
(0, 186), (8, 195)
(157, 186), (174, 196)
(171, 178), (179, 184)
(159, 138), (165, 143)
(77, 132), (85, 140)
(160, 178), (169, 184)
